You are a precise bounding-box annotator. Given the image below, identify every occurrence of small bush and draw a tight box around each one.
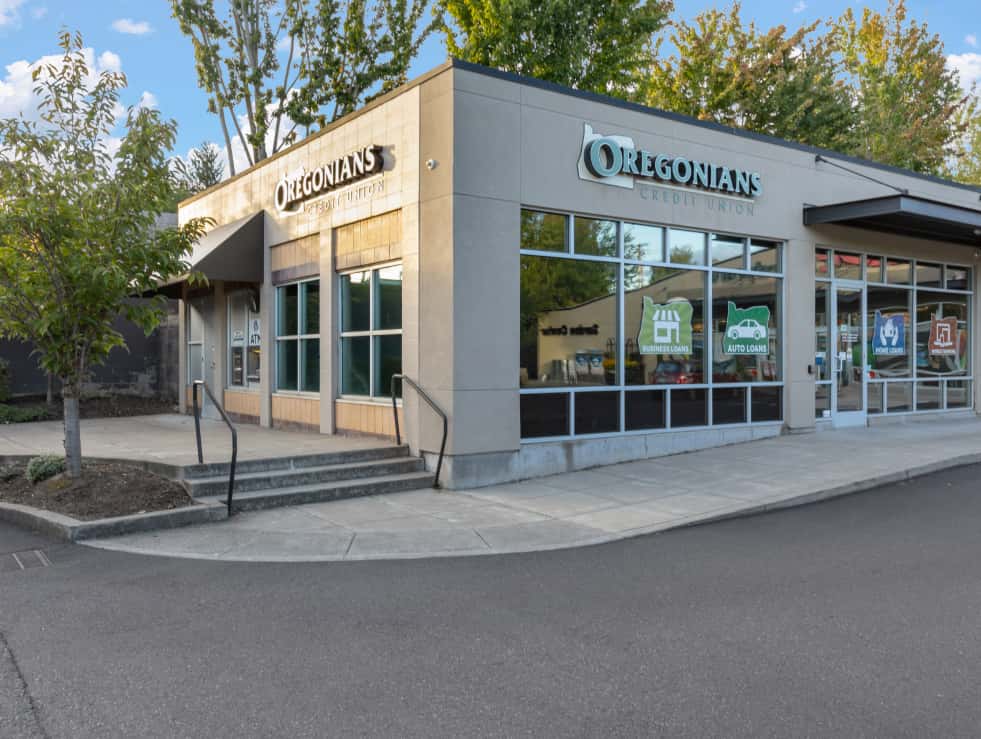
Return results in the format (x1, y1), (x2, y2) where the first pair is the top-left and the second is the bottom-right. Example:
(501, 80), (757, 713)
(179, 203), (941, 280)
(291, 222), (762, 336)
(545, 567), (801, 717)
(0, 404), (50, 424)
(25, 455), (65, 484)
(0, 359), (10, 403)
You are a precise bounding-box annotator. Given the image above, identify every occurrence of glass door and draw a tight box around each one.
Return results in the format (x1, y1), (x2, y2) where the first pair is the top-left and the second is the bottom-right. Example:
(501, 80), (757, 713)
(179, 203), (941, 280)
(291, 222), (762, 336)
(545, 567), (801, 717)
(832, 283), (867, 427)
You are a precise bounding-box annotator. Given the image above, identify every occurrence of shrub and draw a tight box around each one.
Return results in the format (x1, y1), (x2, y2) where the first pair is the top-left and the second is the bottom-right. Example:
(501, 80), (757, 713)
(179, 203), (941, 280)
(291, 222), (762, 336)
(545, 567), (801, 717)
(25, 455), (65, 484)
(0, 359), (10, 403)
(0, 405), (50, 424)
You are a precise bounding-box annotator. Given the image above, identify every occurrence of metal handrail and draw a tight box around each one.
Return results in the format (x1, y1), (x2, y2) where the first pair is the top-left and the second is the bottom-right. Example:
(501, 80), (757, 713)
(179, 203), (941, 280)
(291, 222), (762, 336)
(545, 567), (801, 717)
(191, 380), (238, 516)
(391, 374), (447, 489)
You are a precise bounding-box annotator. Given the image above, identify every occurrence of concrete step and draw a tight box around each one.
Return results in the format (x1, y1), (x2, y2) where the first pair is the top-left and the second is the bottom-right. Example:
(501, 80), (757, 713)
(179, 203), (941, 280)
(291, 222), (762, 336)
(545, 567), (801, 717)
(197, 471), (436, 512)
(182, 445), (409, 479)
(186, 457), (425, 497)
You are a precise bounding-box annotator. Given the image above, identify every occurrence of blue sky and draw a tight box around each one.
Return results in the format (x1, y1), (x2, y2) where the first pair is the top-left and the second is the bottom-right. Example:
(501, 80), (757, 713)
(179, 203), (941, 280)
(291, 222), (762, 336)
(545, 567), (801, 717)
(1, 0), (979, 169)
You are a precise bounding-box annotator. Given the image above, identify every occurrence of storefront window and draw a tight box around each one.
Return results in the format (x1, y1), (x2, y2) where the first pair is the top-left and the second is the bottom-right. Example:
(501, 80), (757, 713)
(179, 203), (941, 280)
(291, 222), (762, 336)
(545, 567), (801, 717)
(276, 279), (319, 392)
(519, 208), (783, 440)
(834, 252), (863, 281)
(227, 290), (261, 388)
(521, 210), (566, 253)
(711, 274), (780, 383)
(916, 291), (968, 378)
(339, 264), (403, 398)
(520, 256), (617, 388)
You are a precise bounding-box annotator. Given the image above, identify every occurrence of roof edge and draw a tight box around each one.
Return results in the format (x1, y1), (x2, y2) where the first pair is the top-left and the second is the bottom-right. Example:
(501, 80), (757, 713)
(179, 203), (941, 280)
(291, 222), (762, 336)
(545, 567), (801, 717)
(448, 58), (981, 198)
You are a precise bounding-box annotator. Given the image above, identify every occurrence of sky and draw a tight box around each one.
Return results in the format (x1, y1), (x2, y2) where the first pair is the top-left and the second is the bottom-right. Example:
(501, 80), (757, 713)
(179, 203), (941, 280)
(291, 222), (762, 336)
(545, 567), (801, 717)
(1, 0), (980, 171)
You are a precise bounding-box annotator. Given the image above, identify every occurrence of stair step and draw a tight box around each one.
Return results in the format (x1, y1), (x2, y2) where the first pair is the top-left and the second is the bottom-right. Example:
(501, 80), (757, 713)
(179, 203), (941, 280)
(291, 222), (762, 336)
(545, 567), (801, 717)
(197, 471), (436, 512)
(186, 457), (425, 496)
(183, 445), (409, 479)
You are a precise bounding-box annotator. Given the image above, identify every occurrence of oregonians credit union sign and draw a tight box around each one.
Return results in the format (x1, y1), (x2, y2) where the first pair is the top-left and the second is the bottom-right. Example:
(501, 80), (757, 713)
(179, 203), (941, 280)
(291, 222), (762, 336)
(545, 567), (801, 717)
(274, 144), (383, 213)
(578, 124), (762, 198)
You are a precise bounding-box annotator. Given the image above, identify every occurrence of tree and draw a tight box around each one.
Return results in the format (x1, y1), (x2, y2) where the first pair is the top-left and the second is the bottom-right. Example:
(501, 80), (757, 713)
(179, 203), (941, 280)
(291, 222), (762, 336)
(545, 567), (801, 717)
(0, 32), (209, 477)
(831, 0), (969, 174)
(175, 140), (225, 194)
(171, 0), (437, 175)
(947, 99), (981, 185)
(642, 3), (857, 151)
(440, 0), (672, 97)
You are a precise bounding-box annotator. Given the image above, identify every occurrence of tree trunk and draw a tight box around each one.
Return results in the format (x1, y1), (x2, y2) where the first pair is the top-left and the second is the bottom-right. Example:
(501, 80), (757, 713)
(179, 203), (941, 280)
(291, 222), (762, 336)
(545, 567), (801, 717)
(46, 373), (54, 405)
(62, 390), (82, 478)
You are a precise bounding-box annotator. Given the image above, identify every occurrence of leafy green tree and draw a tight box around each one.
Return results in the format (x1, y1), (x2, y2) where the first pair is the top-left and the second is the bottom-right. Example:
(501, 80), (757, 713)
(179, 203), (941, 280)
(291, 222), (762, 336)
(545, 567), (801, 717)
(175, 140), (225, 194)
(642, 3), (857, 151)
(440, 0), (672, 97)
(171, 0), (437, 174)
(831, 0), (969, 174)
(0, 32), (209, 477)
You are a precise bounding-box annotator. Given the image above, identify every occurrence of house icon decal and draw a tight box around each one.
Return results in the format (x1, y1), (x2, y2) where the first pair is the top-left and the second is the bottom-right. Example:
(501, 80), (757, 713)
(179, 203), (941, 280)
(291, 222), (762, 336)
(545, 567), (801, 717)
(652, 307), (682, 344)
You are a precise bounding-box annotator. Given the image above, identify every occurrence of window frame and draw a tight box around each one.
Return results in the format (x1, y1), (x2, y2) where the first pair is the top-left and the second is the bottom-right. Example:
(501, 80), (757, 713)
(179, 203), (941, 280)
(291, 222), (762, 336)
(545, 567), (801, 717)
(274, 277), (321, 395)
(519, 208), (786, 442)
(338, 260), (403, 401)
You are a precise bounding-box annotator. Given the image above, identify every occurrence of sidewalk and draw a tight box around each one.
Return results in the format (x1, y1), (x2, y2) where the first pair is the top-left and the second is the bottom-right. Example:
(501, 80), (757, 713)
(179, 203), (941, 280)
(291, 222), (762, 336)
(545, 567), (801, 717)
(87, 417), (981, 562)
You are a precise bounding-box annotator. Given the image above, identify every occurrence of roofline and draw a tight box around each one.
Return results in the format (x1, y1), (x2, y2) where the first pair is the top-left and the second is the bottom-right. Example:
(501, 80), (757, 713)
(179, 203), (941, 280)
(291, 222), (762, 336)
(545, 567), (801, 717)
(179, 60), (455, 209)
(449, 58), (981, 198)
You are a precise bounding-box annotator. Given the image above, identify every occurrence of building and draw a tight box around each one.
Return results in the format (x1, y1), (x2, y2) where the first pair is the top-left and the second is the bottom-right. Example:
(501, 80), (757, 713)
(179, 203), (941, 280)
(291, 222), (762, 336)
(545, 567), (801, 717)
(167, 59), (981, 488)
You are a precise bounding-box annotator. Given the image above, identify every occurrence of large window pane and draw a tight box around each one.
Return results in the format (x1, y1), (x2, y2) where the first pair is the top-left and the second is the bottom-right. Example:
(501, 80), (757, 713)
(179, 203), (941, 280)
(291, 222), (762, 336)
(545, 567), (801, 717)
(300, 338), (320, 392)
(340, 271), (370, 332)
(916, 262), (942, 288)
(751, 386), (782, 422)
(521, 210), (566, 253)
(867, 286), (912, 379)
(625, 390), (666, 430)
(815, 284), (830, 381)
(520, 256), (617, 388)
(749, 240), (780, 273)
(623, 223), (663, 263)
(671, 388), (707, 427)
(375, 265), (403, 330)
(341, 336), (370, 395)
(624, 266), (704, 386)
(301, 281), (319, 335)
(276, 339), (298, 391)
(277, 284), (298, 336)
(916, 291), (969, 377)
(712, 387), (746, 424)
(712, 274), (780, 382)
(710, 234), (745, 268)
(574, 391), (619, 434)
(574, 216), (618, 257)
(834, 252), (862, 280)
(373, 335), (402, 398)
(668, 229), (705, 265)
(886, 258), (911, 285)
(520, 393), (569, 438)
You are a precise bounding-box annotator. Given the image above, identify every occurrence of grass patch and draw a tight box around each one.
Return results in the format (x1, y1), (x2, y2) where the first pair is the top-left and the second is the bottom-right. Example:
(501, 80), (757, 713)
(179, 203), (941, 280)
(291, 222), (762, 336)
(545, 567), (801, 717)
(0, 404), (53, 424)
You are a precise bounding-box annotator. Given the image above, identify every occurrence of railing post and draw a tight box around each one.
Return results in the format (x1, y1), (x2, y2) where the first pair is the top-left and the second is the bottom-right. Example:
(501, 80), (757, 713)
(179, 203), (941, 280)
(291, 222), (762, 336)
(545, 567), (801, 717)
(391, 375), (402, 446)
(192, 381), (203, 465)
(390, 373), (447, 490)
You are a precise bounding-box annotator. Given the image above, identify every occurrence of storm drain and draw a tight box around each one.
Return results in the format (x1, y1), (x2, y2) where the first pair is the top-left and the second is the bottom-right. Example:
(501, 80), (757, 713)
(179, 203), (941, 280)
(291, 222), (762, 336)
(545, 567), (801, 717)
(0, 550), (51, 574)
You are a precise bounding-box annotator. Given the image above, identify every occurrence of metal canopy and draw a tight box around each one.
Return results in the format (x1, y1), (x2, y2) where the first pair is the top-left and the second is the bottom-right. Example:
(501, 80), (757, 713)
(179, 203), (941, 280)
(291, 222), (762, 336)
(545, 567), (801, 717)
(803, 195), (981, 247)
(151, 211), (265, 298)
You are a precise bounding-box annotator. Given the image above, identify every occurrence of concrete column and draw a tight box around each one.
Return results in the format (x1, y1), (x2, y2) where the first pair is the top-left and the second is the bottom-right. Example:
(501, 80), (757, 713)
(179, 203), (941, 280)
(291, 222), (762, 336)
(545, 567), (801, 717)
(784, 239), (817, 432)
(177, 284), (187, 414)
(319, 230), (336, 434)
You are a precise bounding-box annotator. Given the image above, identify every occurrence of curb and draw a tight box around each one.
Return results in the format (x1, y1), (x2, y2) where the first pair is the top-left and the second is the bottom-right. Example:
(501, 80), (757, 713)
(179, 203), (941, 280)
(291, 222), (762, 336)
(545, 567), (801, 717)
(0, 455), (185, 481)
(0, 500), (227, 542)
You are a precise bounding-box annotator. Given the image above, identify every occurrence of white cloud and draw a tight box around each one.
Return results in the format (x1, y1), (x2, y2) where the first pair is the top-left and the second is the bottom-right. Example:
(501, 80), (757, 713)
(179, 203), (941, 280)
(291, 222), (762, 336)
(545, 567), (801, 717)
(792, 0), (807, 13)
(948, 52), (981, 91)
(98, 50), (121, 73)
(137, 91), (158, 110)
(111, 18), (152, 36)
(0, 0), (25, 27)
(967, 34), (978, 49)
(30, 5), (46, 20)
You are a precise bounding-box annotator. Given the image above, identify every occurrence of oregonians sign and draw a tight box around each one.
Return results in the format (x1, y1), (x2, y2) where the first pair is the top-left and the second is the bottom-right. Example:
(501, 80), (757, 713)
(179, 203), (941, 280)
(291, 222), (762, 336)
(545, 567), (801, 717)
(578, 124), (762, 199)
(274, 145), (383, 213)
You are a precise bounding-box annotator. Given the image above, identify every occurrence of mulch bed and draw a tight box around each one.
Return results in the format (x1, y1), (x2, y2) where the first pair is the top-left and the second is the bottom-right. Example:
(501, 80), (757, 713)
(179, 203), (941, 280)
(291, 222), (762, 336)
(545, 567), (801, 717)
(3, 395), (175, 422)
(0, 461), (195, 521)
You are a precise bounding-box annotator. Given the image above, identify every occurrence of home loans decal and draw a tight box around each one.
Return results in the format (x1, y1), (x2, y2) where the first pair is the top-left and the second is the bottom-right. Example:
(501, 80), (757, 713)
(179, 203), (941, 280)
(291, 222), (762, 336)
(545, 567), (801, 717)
(274, 145), (384, 213)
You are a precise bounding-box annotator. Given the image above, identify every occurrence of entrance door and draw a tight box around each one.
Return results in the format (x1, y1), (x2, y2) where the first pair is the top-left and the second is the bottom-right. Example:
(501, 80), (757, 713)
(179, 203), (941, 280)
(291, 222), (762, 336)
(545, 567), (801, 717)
(831, 284), (867, 427)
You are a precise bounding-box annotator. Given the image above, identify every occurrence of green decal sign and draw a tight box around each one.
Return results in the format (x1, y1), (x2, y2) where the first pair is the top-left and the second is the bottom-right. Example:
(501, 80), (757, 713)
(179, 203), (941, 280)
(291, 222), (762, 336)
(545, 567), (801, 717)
(722, 301), (770, 355)
(639, 298), (693, 355)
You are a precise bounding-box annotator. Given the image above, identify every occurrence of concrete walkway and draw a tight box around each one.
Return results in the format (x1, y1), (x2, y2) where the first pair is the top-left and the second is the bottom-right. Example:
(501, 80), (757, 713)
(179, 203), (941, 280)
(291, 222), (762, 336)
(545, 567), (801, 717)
(0, 413), (390, 465)
(86, 417), (981, 562)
